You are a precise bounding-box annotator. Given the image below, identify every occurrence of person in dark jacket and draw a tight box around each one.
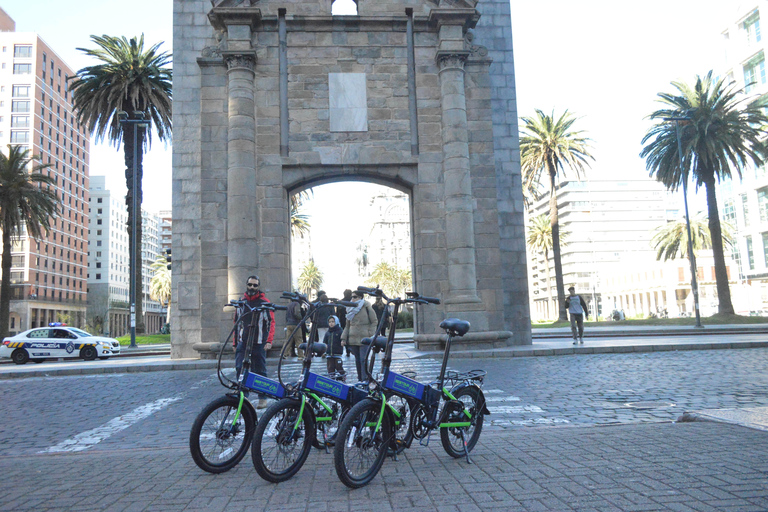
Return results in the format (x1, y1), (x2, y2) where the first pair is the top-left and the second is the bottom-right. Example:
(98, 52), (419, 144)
(285, 298), (305, 358)
(371, 295), (389, 337)
(314, 292), (333, 345)
(336, 289), (353, 357)
(233, 275), (274, 409)
(323, 315), (345, 380)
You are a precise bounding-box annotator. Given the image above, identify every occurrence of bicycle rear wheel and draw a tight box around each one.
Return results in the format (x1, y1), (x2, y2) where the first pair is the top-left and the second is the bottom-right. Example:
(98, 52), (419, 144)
(333, 398), (391, 489)
(189, 394), (255, 473)
(312, 396), (346, 448)
(385, 393), (414, 454)
(252, 398), (314, 482)
(440, 386), (484, 458)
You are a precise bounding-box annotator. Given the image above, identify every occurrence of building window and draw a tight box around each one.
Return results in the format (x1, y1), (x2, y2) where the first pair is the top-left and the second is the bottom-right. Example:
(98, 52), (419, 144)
(96, 273), (101, 280)
(762, 233), (768, 268)
(10, 116), (29, 128)
(744, 53), (766, 93)
(10, 131), (29, 143)
(13, 45), (33, 58)
(742, 194), (751, 227)
(11, 85), (30, 97)
(759, 188), (768, 223)
(12, 63), (32, 74)
(11, 100), (30, 113)
(747, 235), (755, 270)
(723, 198), (736, 224)
(743, 11), (762, 45)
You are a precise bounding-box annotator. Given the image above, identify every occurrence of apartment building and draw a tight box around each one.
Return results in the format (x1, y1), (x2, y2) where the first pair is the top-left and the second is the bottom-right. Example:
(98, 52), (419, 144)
(87, 176), (164, 336)
(0, 8), (89, 334)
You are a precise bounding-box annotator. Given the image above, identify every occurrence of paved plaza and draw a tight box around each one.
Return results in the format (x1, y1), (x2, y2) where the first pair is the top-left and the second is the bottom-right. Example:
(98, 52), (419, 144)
(1, 346), (768, 511)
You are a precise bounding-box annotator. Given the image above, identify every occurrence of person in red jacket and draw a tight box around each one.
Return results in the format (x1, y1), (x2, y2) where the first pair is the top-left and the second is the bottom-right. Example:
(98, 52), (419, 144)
(234, 275), (275, 409)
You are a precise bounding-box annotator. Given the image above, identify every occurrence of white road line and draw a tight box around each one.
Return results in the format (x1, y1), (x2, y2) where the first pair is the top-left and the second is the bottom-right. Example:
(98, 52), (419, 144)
(489, 405), (544, 414)
(490, 418), (570, 426)
(485, 396), (521, 402)
(485, 389), (505, 394)
(39, 396), (182, 453)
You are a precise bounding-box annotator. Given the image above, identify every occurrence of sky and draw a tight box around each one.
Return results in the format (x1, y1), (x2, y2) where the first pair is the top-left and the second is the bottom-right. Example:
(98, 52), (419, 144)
(2, 0), (747, 290)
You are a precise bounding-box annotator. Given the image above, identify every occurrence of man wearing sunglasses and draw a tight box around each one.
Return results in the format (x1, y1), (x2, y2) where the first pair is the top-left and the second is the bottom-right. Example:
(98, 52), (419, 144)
(233, 275), (275, 409)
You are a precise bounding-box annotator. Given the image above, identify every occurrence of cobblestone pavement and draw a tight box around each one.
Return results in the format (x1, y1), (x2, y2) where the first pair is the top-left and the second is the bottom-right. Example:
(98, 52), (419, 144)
(1, 349), (768, 511)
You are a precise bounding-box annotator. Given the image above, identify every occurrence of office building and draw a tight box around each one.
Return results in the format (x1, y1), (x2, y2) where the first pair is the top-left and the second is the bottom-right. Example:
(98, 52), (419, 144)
(0, 7), (90, 334)
(87, 176), (164, 336)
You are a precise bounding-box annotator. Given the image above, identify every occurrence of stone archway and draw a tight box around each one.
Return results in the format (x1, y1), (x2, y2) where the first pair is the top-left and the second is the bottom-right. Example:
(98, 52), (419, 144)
(171, 0), (531, 358)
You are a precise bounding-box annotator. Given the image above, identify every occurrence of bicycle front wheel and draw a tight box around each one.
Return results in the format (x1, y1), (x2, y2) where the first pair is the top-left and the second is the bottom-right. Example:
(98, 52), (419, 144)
(333, 398), (391, 489)
(189, 394), (256, 473)
(440, 386), (484, 458)
(251, 398), (315, 482)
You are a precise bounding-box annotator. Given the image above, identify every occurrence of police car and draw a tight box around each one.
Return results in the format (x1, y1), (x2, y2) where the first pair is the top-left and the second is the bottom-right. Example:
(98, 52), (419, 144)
(0, 324), (121, 364)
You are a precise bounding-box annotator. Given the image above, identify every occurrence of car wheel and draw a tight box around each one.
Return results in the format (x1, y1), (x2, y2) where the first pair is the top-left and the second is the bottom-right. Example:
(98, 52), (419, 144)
(80, 345), (98, 361)
(11, 348), (29, 365)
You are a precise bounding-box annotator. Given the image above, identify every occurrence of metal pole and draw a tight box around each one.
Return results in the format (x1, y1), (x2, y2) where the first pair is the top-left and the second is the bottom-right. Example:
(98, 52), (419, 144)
(130, 120), (138, 347)
(675, 120), (703, 328)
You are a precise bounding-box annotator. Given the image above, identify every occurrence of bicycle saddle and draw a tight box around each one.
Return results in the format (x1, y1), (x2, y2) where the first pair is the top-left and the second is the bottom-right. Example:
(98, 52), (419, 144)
(360, 336), (388, 351)
(439, 318), (470, 336)
(298, 342), (327, 357)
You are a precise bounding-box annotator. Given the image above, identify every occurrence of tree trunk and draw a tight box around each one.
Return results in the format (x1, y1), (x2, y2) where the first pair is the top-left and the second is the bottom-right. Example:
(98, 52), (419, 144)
(123, 115), (146, 334)
(544, 248), (553, 320)
(0, 221), (12, 338)
(549, 169), (568, 321)
(704, 176), (735, 314)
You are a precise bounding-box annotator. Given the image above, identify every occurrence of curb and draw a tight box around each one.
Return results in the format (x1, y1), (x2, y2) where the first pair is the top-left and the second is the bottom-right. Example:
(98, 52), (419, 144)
(403, 340), (768, 359)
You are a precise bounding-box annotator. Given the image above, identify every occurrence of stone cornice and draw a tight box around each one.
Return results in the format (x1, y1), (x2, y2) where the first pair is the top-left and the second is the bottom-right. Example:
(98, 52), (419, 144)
(428, 8), (480, 30)
(208, 6), (262, 31)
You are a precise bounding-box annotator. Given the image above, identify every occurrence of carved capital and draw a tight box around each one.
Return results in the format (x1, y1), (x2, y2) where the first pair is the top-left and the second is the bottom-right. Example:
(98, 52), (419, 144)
(436, 51), (469, 72)
(224, 52), (256, 72)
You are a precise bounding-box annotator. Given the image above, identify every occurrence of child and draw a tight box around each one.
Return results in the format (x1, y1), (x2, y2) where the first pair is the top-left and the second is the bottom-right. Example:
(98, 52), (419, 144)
(323, 315), (346, 381)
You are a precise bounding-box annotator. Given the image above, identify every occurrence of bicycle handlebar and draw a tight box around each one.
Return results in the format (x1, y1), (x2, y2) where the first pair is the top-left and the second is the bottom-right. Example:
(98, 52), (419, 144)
(356, 286), (441, 305)
(224, 301), (286, 311)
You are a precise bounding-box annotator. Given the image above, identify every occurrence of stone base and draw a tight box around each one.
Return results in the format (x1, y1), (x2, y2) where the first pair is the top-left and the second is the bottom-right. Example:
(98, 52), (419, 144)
(413, 330), (514, 351)
(193, 342), (235, 360)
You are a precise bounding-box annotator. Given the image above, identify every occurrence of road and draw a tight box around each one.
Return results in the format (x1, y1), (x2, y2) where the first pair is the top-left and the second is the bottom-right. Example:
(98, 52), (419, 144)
(1, 348), (767, 511)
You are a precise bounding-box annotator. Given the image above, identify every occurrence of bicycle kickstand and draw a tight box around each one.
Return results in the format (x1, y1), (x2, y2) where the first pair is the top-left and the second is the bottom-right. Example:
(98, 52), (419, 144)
(460, 430), (473, 464)
(420, 429), (432, 448)
(322, 429), (330, 454)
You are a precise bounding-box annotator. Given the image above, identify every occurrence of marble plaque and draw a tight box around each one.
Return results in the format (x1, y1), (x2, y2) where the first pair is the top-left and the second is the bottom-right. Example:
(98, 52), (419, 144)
(329, 73), (368, 132)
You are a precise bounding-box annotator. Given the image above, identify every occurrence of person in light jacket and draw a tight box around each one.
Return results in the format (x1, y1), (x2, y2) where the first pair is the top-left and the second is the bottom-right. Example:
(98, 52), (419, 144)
(341, 290), (377, 381)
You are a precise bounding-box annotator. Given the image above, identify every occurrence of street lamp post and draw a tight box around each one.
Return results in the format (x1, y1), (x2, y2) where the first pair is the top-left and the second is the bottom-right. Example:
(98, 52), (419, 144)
(665, 115), (703, 328)
(118, 111), (149, 348)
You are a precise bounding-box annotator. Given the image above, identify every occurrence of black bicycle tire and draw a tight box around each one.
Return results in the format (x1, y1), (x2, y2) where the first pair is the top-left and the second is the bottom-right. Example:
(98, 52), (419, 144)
(333, 398), (391, 489)
(189, 395), (256, 473)
(439, 386), (484, 458)
(251, 398), (315, 483)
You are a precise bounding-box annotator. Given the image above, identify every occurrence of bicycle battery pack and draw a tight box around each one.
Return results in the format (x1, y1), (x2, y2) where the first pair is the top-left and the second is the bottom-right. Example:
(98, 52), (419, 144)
(383, 370), (425, 400)
(243, 372), (286, 398)
(305, 372), (352, 400)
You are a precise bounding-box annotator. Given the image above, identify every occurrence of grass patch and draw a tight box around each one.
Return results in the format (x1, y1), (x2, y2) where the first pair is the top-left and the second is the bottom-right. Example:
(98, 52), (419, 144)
(531, 314), (768, 329)
(116, 334), (171, 346)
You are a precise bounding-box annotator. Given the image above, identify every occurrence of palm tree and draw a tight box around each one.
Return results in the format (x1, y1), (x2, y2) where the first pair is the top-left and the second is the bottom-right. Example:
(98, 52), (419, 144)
(520, 110), (594, 321)
(526, 214), (571, 320)
(641, 71), (768, 314)
(0, 146), (59, 337)
(290, 190), (312, 238)
(150, 253), (171, 325)
(367, 262), (412, 298)
(297, 260), (323, 297)
(652, 214), (735, 262)
(69, 34), (172, 332)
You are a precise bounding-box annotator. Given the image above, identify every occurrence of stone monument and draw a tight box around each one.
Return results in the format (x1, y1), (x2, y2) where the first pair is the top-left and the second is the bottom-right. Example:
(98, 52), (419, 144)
(171, 0), (531, 358)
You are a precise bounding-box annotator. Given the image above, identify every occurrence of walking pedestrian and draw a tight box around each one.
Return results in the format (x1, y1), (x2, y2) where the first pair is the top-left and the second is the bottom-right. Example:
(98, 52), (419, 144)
(565, 286), (589, 345)
(285, 295), (305, 359)
(323, 315), (346, 381)
(233, 275), (274, 409)
(314, 291), (333, 346)
(341, 289), (377, 381)
(337, 289), (353, 357)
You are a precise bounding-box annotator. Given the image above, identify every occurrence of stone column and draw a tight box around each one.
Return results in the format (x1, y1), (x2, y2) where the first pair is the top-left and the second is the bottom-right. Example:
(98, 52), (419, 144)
(224, 51), (257, 300)
(436, 39), (480, 305)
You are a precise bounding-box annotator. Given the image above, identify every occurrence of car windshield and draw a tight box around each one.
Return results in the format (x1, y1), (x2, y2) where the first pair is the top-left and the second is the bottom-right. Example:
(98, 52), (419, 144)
(68, 328), (93, 337)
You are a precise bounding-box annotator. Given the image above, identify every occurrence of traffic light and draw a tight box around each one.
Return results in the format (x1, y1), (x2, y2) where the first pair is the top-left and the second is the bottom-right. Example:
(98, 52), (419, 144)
(166, 248), (172, 271)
